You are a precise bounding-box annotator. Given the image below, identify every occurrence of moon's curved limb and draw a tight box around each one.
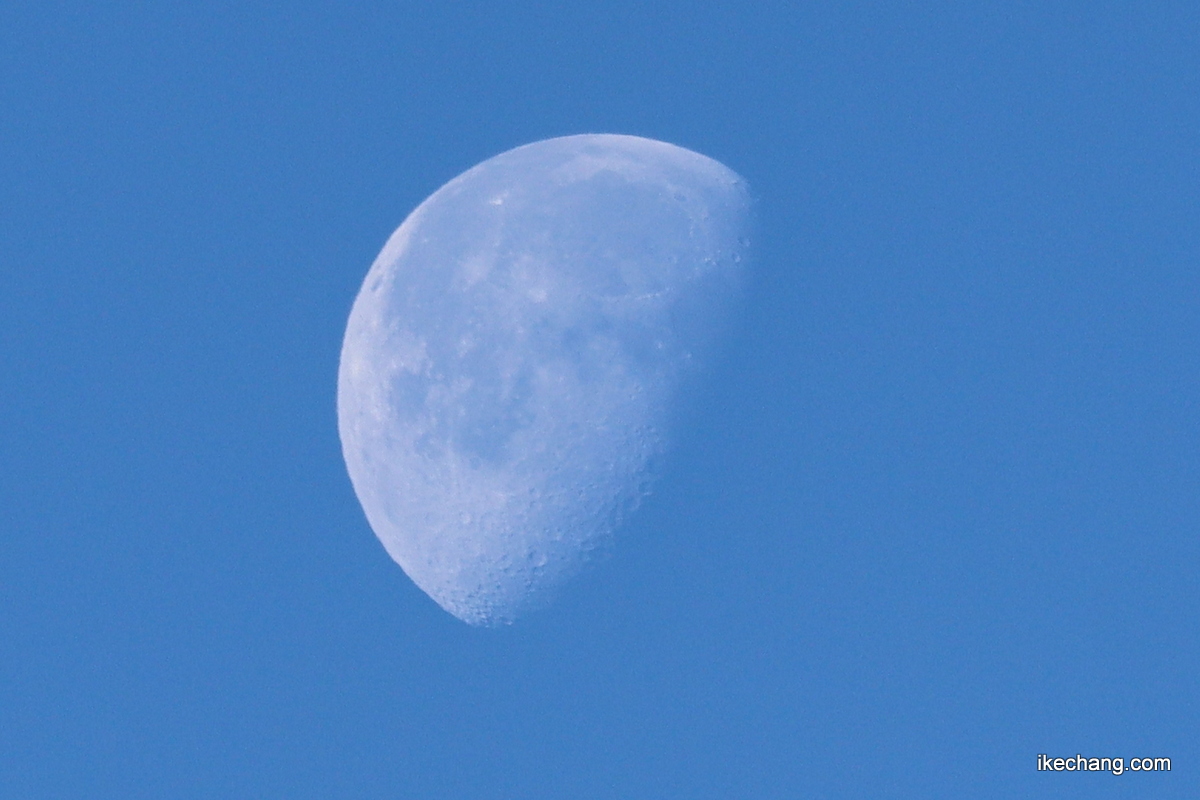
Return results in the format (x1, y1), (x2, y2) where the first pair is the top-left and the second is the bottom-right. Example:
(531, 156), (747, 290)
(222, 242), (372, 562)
(338, 134), (751, 625)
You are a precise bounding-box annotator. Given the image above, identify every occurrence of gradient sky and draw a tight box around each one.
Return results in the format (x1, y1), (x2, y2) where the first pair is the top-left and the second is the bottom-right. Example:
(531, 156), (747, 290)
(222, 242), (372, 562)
(3, 3), (1197, 797)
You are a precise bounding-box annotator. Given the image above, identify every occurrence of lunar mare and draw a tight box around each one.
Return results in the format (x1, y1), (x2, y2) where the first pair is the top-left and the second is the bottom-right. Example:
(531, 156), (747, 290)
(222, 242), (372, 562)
(337, 134), (751, 625)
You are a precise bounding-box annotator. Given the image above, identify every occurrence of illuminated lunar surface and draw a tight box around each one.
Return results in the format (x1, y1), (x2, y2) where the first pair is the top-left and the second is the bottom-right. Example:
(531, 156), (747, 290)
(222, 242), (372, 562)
(337, 134), (751, 625)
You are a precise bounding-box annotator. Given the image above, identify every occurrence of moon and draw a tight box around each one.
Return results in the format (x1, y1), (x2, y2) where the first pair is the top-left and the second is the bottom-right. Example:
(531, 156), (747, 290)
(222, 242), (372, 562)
(337, 134), (752, 626)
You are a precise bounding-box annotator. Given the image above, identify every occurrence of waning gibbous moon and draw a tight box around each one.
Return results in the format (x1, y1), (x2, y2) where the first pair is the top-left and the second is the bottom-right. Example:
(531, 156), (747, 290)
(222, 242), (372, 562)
(337, 134), (752, 626)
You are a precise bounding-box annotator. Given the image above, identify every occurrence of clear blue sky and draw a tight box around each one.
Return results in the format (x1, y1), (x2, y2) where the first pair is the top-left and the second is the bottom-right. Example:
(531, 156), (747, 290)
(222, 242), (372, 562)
(2, 3), (1197, 797)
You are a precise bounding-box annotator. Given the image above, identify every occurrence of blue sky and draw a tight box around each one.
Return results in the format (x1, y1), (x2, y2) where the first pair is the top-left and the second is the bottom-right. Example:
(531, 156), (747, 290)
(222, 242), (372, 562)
(2, 2), (1197, 797)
